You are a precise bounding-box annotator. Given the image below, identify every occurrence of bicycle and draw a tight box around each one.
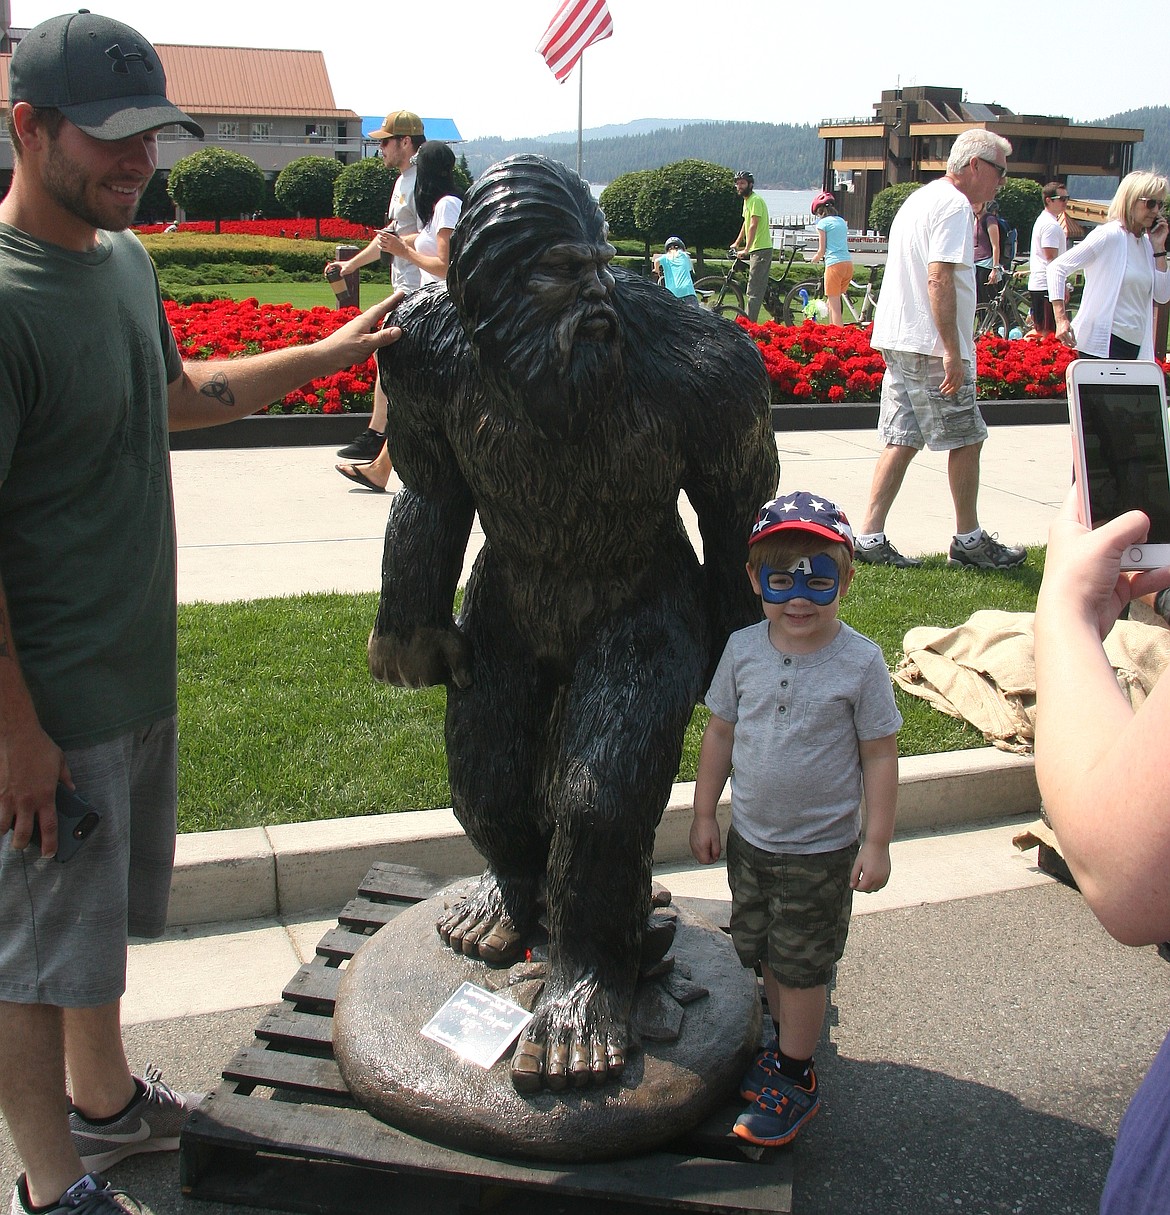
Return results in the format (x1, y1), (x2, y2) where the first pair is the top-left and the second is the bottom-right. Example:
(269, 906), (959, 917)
(693, 248), (794, 322)
(974, 257), (1032, 338)
(779, 269), (883, 327)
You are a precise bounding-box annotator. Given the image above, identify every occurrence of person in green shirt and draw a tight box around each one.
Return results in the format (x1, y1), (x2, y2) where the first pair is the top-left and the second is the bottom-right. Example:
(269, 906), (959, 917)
(732, 170), (773, 321)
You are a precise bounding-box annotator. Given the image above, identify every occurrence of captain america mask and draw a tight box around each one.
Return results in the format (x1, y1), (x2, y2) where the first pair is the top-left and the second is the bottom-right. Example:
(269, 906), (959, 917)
(759, 554), (841, 605)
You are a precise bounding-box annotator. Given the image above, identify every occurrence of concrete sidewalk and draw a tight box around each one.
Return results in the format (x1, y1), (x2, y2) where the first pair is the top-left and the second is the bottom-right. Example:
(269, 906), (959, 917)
(171, 425), (1069, 603)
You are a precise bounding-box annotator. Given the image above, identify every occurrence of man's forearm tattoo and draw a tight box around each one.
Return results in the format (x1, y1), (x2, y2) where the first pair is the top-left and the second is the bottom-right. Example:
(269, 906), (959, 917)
(200, 372), (236, 407)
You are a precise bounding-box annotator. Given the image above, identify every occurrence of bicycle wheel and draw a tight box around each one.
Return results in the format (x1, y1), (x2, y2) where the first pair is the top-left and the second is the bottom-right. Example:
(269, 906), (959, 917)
(694, 275), (745, 314)
(781, 280), (822, 326)
(974, 301), (1010, 339)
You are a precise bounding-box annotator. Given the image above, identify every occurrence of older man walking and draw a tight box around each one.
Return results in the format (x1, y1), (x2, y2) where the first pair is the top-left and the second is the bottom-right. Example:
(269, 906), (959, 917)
(854, 129), (1026, 570)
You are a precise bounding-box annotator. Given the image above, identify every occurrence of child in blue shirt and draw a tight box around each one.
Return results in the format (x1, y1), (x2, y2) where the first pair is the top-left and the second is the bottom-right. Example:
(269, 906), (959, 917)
(690, 491), (901, 1146)
(652, 236), (698, 305)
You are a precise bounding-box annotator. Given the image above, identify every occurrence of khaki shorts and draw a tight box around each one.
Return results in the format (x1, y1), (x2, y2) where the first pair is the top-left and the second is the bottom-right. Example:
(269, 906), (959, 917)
(726, 826), (858, 989)
(877, 348), (988, 452)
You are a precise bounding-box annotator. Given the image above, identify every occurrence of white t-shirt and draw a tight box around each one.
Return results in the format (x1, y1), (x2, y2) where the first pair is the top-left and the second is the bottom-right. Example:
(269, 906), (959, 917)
(1114, 232), (1155, 344)
(1028, 208), (1067, 293)
(388, 165), (420, 291)
(414, 194), (462, 285)
(870, 177), (975, 363)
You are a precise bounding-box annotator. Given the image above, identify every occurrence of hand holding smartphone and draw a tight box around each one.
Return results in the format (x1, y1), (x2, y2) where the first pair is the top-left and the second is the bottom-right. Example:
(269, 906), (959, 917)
(24, 784), (102, 862)
(1067, 359), (1170, 570)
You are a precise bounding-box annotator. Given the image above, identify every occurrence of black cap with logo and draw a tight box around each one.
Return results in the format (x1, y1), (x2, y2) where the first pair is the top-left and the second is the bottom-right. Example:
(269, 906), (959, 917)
(9, 9), (204, 141)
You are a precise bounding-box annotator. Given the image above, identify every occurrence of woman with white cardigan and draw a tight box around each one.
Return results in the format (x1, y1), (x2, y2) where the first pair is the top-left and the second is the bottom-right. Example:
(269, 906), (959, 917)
(1048, 171), (1170, 360)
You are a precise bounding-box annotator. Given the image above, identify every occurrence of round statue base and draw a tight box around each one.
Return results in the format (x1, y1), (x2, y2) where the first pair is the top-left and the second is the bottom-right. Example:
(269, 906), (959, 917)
(333, 882), (760, 1162)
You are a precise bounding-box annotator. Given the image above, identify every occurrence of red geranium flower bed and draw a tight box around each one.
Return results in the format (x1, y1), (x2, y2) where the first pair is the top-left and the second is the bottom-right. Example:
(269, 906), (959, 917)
(139, 218), (373, 240)
(737, 317), (1095, 403)
(165, 299), (1170, 416)
(164, 297), (375, 413)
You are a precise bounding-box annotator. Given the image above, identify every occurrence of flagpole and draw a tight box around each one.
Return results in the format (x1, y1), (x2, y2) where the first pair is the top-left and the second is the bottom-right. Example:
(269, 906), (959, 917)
(576, 54), (584, 177)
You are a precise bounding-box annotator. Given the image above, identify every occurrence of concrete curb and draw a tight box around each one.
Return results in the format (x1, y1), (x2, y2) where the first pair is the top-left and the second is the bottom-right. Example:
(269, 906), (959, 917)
(167, 400), (1067, 450)
(166, 746), (1039, 928)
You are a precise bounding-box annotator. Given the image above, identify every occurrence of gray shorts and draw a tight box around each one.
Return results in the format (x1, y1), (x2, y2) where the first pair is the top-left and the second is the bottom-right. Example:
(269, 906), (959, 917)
(877, 349), (988, 452)
(726, 826), (858, 989)
(0, 717), (178, 1007)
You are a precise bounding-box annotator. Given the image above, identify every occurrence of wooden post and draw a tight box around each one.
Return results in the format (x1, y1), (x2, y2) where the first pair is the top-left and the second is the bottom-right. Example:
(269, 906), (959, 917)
(330, 244), (361, 310)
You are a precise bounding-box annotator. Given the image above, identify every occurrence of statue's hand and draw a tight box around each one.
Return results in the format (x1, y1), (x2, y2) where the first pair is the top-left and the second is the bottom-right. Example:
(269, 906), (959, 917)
(367, 625), (472, 690)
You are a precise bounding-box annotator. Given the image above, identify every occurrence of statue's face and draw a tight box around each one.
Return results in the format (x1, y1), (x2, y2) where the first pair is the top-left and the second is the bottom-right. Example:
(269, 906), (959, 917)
(527, 240), (618, 336)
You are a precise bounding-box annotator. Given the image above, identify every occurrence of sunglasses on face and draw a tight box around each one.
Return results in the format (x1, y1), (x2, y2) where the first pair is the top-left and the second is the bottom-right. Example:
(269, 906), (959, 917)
(978, 157), (1007, 179)
(1050, 195), (1069, 203)
(1140, 197), (1166, 210)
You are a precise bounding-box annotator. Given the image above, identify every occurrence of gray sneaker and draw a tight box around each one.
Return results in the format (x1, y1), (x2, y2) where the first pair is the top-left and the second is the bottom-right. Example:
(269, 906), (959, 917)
(854, 538), (922, 568)
(947, 532), (1027, 570)
(11, 1173), (140, 1215)
(69, 1066), (202, 1174)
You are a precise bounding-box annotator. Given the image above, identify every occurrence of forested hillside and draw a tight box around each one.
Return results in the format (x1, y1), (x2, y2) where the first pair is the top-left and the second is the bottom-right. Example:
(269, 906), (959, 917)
(459, 120), (822, 187)
(459, 108), (1169, 193)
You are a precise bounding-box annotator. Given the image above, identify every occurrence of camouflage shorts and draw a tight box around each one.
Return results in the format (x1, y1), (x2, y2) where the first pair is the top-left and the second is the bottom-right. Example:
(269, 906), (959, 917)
(726, 826), (858, 989)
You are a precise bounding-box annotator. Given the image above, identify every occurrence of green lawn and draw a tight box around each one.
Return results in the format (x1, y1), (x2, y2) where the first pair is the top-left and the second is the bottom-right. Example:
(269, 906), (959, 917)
(176, 552), (1044, 833)
(211, 282), (355, 309)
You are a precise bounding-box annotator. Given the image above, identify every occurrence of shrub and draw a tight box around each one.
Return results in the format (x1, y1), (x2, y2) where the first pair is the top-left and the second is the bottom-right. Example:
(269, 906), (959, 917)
(995, 178), (1043, 254)
(275, 156), (344, 237)
(335, 158), (395, 229)
(634, 160), (741, 271)
(868, 182), (922, 235)
(168, 148), (265, 232)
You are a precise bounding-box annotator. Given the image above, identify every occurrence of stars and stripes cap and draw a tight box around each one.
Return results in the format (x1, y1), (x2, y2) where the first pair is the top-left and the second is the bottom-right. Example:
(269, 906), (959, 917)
(9, 10), (203, 140)
(749, 492), (855, 556)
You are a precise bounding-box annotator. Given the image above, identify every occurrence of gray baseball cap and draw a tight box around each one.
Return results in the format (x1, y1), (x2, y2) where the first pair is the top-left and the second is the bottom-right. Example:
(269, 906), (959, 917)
(9, 10), (204, 140)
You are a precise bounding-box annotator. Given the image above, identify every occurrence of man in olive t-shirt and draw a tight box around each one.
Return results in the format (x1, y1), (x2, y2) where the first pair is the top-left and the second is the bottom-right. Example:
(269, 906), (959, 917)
(0, 13), (402, 1215)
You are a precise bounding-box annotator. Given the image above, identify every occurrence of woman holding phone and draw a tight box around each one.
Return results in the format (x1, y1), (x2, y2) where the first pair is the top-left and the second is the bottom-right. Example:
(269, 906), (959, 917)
(1047, 171), (1170, 360)
(337, 142), (465, 492)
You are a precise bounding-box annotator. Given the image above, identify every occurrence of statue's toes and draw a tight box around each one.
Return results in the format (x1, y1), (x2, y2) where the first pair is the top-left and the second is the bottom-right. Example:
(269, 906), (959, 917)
(544, 1040), (570, 1092)
(606, 1038), (626, 1080)
(510, 1038), (545, 1094)
(476, 919), (525, 964)
(568, 1040), (593, 1088)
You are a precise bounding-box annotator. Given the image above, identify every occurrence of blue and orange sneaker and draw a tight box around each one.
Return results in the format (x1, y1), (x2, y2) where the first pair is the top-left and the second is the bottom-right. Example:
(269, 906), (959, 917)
(733, 1070), (820, 1146)
(739, 1044), (781, 1102)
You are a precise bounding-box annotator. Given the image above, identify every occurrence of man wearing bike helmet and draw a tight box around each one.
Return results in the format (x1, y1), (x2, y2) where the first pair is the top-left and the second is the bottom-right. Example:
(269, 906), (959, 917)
(652, 236), (698, 305)
(732, 171), (773, 322)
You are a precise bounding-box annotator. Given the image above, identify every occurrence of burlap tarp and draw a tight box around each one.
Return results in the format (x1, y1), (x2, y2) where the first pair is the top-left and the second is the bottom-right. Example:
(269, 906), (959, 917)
(894, 609), (1170, 754)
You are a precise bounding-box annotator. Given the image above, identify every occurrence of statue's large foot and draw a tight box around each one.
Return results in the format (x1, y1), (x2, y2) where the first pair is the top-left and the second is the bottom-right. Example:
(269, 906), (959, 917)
(510, 974), (629, 1094)
(437, 871), (536, 964)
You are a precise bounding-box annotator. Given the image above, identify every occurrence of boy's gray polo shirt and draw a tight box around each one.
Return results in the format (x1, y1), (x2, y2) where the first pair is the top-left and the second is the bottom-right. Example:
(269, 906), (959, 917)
(705, 619), (902, 855)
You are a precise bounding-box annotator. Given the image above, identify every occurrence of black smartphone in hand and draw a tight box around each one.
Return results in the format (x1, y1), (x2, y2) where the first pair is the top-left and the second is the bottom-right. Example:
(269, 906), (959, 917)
(26, 784), (102, 862)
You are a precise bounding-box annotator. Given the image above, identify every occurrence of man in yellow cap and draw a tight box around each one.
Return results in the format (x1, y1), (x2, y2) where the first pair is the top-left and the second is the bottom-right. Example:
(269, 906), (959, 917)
(327, 111), (427, 462)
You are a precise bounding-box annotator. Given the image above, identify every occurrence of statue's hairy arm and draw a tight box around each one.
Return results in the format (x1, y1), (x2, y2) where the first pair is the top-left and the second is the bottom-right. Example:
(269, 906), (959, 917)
(367, 323), (476, 689)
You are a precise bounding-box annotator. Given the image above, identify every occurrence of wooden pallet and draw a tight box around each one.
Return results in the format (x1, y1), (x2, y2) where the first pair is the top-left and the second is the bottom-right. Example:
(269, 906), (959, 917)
(180, 862), (792, 1215)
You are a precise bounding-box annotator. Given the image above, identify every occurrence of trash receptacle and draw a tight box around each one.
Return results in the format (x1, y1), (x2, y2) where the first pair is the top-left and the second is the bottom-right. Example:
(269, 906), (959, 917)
(328, 244), (361, 309)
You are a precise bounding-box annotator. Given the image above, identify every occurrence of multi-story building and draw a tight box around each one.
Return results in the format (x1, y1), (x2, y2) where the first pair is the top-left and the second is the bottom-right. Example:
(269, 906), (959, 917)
(820, 85), (1142, 233)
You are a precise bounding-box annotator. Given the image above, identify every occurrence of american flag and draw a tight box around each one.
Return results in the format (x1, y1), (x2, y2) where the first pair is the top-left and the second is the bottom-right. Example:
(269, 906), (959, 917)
(536, 0), (614, 83)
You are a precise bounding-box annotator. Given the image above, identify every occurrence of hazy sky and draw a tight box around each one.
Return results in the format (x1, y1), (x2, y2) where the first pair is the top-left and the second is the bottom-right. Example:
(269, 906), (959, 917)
(12, 0), (1162, 141)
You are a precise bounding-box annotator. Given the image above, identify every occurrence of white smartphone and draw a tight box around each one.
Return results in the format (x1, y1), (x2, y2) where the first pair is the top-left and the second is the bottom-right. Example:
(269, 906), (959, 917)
(1067, 358), (1170, 570)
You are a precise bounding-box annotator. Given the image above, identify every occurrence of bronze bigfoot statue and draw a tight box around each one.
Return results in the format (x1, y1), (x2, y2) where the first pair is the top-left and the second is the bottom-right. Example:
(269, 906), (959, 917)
(368, 155), (778, 1093)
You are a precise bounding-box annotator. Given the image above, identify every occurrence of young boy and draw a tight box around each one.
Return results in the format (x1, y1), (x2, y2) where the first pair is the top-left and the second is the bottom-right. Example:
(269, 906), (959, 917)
(690, 491), (901, 1146)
